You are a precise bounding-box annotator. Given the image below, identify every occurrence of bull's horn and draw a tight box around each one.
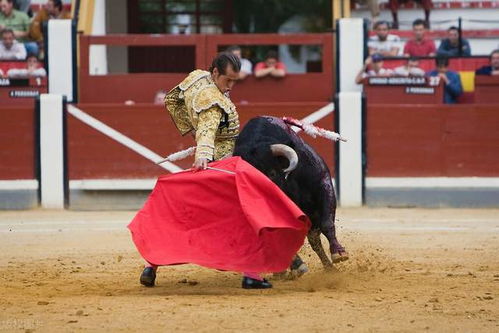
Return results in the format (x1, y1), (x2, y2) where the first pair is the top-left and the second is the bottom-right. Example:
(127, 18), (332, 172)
(270, 144), (298, 174)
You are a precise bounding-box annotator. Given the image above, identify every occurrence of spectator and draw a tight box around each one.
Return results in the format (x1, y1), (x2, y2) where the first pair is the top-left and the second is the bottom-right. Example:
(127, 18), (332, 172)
(0, 28), (26, 59)
(355, 54), (393, 84)
(389, 0), (432, 29)
(354, 0), (380, 24)
(403, 19), (436, 57)
(254, 50), (286, 78)
(0, 68), (4, 77)
(427, 56), (462, 104)
(153, 90), (166, 105)
(0, 0), (37, 55)
(226, 45), (252, 80)
(15, 0), (32, 15)
(393, 57), (425, 76)
(368, 20), (401, 57)
(7, 53), (46, 78)
(29, 0), (71, 52)
(437, 26), (471, 57)
(475, 49), (499, 76)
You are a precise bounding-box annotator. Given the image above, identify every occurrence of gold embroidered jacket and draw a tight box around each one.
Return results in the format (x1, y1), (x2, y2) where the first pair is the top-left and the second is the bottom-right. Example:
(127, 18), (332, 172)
(165, 70), (240, 161)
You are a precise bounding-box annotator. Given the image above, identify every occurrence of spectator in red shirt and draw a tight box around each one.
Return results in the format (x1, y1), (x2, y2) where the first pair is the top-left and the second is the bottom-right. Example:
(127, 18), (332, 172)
(389, 0), (432, 29)
(254, 50), (286, 78)
(403, 19), (436, 57)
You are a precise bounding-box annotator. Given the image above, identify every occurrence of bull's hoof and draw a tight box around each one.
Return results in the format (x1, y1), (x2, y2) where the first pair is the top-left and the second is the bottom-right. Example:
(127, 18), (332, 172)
(332, 252), (349, 263)
(140, 267), (156, 287)
(290, 263), (309, 278)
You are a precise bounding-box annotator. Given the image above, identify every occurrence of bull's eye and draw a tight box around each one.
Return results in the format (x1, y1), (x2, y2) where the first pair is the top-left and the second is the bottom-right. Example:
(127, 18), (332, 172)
(268, 169), (278, 178)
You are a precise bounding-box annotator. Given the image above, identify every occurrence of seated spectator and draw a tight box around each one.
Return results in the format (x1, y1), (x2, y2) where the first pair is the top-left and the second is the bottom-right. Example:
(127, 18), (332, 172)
(15, 0), (32, 15)
(393, 57), (425, 76)
(427, 56), (462, 104)
(403, 19), (436, 57)
(475, 49), (499, 76)
(0, 0), (37, 55)
(368, 20), (400, 57)
(0, 67), (4, 77)
(7, 53), (46, 78)
(0, 28), (25, 59)
(355, 54), (393, 84)
(29, 0), (71, 58)
(254, 50), (286, 78)
(153, 90), (166, 105)
(353, 0), (380, 25)
(437, 26), (471, 57)
(389, 0), (432, 29)
(226, 45), (252, 80)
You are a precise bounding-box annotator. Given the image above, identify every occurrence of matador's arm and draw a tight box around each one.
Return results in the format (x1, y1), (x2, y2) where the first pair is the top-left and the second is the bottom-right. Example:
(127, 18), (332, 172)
(194, 106), (223, 162)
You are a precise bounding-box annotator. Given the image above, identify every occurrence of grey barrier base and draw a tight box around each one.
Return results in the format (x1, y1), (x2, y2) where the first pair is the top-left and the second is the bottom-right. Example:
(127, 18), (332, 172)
(365, 188), (499, 208)
(1, 188), (497, 210)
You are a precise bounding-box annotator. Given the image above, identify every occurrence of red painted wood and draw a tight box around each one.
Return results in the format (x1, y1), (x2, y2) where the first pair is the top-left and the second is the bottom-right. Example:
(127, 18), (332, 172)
(363, 78), (444, 104)
(0, 77), (47, 107)
(366, 104), (499, 177)
(69, 103), (336, 179)
(474, 75), (499, 103)
(368, 29), (499, 39)
(0, 106), (35, 179)
(78, 33), (334, 104)
(379, 57), (489, 72)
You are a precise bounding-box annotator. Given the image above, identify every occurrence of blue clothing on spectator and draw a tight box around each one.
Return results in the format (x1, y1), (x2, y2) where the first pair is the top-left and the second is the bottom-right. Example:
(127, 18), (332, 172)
(475, 66), (494, 75)
(437, 38), (471, 57)
(427, 70), (463, 104)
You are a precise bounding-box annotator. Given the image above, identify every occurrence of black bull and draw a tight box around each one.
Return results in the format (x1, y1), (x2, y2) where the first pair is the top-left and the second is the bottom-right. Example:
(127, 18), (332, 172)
(233, 116), (347, 271)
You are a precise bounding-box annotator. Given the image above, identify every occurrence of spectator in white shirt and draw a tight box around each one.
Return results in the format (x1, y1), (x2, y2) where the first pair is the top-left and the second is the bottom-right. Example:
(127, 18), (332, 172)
(368, 21), (401, 57)
(227, 45), (252, 80)
(0, 28), (26, 60)
(7, 53), (46, 78)
(355, 53), (393, 84)
(393, 57), (425, 76)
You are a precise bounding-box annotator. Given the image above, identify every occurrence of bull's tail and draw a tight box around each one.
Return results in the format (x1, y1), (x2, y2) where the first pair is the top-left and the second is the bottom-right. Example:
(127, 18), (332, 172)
(282, 117), (347, 142)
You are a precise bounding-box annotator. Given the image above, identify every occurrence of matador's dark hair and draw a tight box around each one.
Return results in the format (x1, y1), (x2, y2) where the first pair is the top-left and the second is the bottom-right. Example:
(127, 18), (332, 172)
(209, 52), (241, 75)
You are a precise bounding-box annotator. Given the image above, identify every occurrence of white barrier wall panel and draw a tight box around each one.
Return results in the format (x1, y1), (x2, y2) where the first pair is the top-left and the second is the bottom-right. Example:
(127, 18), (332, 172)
(48, 20), (73, 101)
(338, 18), (364, 93)
(338, 92), (363, 207)
(40, 94), (65, 209)
(89, 0), (108, 75)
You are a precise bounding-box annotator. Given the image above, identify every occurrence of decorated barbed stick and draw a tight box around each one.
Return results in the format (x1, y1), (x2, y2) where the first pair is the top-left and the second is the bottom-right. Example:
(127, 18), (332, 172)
(156, 146), (196, 164)
(282, 117), (347, 142)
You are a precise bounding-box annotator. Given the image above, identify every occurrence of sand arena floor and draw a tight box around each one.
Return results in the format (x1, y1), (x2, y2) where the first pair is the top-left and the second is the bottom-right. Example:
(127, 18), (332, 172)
(0, 208), (498, 332)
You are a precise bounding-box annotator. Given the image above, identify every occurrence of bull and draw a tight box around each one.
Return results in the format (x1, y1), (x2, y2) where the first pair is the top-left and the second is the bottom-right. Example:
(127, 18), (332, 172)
(233, 116), (348, 274)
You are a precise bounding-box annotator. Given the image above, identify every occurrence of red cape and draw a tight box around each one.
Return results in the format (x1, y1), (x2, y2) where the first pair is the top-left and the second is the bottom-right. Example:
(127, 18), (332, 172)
(128, 157), (310, 273)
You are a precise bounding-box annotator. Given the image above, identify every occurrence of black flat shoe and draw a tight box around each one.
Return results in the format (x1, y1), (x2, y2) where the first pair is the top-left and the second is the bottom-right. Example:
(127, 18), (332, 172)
(140, 267), (156, 287)
(242, 277), (272, 289)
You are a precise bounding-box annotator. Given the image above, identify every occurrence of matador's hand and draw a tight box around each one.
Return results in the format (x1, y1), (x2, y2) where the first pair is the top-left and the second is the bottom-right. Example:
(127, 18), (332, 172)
(193, 158), (209, 171)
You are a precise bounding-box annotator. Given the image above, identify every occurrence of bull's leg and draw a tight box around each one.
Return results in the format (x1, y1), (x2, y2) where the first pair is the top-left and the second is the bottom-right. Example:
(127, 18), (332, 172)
(320, 223), (349, 263)
(307, 228), (333, 269)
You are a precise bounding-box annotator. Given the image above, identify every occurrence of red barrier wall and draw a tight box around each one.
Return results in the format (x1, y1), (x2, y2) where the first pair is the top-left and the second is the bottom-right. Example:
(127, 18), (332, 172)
(68, 103), (336, 179)
(0, 106), (36, 179)
(78, 33), (334, 104)
(367, 104), (499, 177)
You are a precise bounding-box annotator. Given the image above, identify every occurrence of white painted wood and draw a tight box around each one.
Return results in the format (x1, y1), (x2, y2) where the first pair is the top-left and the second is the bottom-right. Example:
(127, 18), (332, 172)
(366, 177), (499, 188)
(338, 91), (363, 207)
(47, 20), (73, 101)
(338, 18), (365, 93)
(40, 94), (65, 209)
